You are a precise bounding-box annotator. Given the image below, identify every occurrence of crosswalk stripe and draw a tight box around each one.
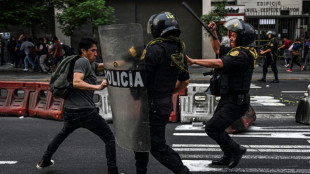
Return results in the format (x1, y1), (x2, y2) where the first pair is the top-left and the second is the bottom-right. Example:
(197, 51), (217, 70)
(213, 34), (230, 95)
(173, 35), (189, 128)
(175, 125), (310, 132)
(174, 147), (310, 153)
(173, 133), (310, 139)
(182, 160), (310, 173)
(0, 161), (17, 165)
(180, 154), (310, 160)
(173, 144), (310, 149)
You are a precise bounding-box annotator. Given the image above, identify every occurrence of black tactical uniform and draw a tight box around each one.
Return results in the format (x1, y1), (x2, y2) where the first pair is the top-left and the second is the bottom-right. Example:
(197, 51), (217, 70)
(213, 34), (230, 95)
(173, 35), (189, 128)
(259, 31), (279, 83)
(205, 19), (258, 169)
(134, 12), (191, 174)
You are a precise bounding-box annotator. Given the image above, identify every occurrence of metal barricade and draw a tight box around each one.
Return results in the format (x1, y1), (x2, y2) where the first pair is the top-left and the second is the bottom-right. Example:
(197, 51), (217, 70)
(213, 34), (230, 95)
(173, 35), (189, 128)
(93, 88), (112, 122)
(180, 84), (217, 123)
(295, 85), (310, 124)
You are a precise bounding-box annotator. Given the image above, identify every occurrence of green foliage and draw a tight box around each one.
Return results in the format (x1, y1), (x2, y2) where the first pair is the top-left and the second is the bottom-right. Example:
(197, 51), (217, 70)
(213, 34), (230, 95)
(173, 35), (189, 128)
(0, 0), (51, 28)
(53, 0), (116, 36)
(201, 0), (229, 36)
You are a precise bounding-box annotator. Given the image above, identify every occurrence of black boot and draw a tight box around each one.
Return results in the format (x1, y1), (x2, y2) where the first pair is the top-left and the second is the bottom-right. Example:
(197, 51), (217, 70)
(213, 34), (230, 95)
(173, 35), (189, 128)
(212, 155), (231, 166)
(228, 141), (246, 169)
(211, 145), (231, 166)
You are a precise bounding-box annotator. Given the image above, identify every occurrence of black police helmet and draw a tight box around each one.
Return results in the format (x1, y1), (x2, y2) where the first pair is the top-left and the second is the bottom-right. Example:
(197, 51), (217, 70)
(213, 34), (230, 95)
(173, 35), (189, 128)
(266, 31), (277, 38)
(223, 19), (255, 46)
(147, 12), (181, 38)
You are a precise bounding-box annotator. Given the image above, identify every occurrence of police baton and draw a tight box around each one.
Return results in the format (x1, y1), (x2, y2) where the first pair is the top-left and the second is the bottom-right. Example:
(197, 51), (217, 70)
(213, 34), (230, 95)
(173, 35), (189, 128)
(182, 2), (217, 40)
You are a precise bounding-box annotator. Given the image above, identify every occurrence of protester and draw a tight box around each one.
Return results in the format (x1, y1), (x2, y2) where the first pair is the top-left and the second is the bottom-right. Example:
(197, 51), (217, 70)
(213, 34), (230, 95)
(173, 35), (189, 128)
(278, 36), (292, 67)
(36, 37), (119, 174)
(286, 38), (304, 72)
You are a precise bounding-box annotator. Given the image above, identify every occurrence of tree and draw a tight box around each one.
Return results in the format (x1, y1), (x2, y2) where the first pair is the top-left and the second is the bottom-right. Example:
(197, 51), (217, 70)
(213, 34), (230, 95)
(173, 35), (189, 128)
(0, 0), (52, 32)
(201, 0), (229, 37)
(53, 0), (117, 37)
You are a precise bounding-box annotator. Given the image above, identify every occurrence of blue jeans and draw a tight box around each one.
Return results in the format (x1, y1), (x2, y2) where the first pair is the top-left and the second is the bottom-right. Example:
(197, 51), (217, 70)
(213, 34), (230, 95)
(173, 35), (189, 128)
(24, 54), (35, 69)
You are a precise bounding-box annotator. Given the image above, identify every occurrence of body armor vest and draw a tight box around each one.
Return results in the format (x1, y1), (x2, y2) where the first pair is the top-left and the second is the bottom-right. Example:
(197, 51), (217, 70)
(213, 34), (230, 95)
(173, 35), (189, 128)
(146, 42), (181, 99)
(226, 47), (255, 94)
(210, 46), (256, 96)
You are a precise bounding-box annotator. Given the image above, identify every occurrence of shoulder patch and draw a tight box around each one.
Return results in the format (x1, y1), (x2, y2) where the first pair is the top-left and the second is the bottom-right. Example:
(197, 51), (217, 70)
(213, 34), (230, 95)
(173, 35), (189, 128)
(270, 43), (274, 47)
(229, 50), (239, 57)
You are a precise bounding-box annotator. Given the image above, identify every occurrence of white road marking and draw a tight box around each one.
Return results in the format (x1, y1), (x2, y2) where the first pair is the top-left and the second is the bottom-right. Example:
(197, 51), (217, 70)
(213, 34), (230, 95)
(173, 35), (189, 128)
(173, 132), (310, 139)
(251, 96), (274, 99)
(175, 125), (310, 132)
(281, 91), (307, 94)
(174, 147), (310, 153)
(250, 84), (262, 89)
(180, 154), (310, 160)
(183, 160), (310, 173)
(173, 144), (310, 149)
(260, 103), (285, 106)
(0, 161), (17, 165)
(250, 96), (286, 106)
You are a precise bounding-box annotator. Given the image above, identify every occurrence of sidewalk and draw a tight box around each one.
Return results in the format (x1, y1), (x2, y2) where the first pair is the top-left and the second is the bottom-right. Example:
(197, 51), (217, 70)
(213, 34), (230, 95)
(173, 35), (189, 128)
(0, 60), (309, 82)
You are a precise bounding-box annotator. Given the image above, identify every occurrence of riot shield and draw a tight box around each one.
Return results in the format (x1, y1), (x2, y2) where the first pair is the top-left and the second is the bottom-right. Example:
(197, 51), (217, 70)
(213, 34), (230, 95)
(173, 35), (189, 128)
(98, 24), (150, 152)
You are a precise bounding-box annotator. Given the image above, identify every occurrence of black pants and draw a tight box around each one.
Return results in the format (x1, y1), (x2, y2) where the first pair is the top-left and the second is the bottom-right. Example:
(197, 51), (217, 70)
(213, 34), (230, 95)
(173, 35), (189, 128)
(134, 98), (190, 174)
(205, 96), (249, 151)
(289, 54), (302, 69)
(42, 108), (118, 171)
(262, 56), (278, 80)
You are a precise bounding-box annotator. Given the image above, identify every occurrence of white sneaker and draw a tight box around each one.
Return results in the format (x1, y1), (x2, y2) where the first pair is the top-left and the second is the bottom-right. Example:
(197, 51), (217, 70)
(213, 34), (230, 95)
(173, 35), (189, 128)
(23, 68), (29, 72)
(284, 64), (289, 68)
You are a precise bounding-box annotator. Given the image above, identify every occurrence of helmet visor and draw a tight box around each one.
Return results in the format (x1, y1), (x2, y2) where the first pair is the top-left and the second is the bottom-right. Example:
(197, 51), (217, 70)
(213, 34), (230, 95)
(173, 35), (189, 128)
(266, 31), (273, 35)
(223, 18), (244, 32)
(147, 14), (156, 34)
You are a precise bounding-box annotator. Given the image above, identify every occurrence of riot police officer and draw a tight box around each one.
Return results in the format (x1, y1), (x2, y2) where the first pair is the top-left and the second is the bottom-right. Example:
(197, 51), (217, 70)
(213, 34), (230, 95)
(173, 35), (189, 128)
(134, 12), (191, 174)
(258, 31), (279, 83)
(187, 18), (258, 168)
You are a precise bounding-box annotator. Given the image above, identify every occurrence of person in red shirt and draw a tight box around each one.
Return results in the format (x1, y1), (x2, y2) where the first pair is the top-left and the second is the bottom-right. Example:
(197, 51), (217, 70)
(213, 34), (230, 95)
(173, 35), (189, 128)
(51, 36), (63, 72)
(278, 36), (292, 67)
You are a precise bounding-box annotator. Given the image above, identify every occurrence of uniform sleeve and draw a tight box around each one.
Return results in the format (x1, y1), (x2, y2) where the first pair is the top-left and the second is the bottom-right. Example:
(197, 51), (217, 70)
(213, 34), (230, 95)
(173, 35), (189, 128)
(178, 56), (190, 81)
(74, 58), (90, 75)
(221, 53), (248, 69)
(219, 46), (231, 58)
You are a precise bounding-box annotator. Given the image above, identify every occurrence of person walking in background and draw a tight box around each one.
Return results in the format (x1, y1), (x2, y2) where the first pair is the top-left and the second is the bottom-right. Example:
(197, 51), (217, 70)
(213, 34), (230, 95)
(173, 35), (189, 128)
(258, 31), (279, 83)
(0, 35), (5, 65)
(51, 36), (63, 72)
(286, 38), (304, 72)
(278, 36), (292, 68)
(39, 37), (50, 73)
(8, 36), (17, 66)
(14, 40), (23, 68)
(20, 38), (35, 71)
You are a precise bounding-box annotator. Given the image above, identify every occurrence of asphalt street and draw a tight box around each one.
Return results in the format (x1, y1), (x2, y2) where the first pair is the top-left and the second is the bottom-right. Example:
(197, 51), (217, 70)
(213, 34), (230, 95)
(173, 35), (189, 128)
(0, 62), (310, 173)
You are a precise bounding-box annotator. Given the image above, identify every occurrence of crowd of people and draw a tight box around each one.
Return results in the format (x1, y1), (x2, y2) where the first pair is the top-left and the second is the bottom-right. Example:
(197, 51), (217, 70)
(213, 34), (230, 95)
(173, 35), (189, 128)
(4, 34), (73, 73)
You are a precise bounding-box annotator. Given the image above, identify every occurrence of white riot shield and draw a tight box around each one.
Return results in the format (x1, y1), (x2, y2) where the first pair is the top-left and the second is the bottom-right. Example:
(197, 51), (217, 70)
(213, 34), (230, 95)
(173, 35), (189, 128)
(98, 24), (150, 152)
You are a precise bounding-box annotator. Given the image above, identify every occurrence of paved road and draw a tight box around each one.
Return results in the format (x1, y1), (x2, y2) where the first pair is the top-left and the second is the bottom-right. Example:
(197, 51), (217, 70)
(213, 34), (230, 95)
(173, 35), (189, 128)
(1, 117), (310, 174)
(1, 64), (310, 173)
